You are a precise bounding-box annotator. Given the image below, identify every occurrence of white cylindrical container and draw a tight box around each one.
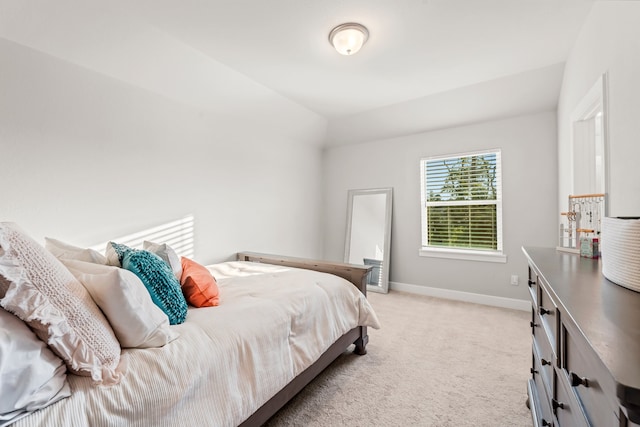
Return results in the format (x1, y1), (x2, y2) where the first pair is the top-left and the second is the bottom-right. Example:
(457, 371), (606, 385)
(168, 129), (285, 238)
(601, 217), (640, 292)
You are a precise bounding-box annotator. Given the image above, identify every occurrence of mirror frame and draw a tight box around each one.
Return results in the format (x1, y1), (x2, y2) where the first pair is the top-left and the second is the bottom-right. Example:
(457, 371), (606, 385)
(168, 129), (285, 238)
(344, 187), (393, 294)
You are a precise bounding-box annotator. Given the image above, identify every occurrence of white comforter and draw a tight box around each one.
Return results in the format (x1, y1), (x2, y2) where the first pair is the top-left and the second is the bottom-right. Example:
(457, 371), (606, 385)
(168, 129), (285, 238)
(14, 261), (380, 427)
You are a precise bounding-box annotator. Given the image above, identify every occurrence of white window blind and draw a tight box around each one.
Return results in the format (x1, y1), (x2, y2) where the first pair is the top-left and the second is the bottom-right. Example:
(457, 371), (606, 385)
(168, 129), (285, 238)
(420, 150), (503, 253)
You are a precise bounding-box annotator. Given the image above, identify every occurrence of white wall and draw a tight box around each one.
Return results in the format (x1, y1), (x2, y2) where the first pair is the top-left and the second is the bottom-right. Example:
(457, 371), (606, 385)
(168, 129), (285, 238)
(0, 38), (327, 263)
(323, 112), (558, 300)
(558, 2), (640, 217)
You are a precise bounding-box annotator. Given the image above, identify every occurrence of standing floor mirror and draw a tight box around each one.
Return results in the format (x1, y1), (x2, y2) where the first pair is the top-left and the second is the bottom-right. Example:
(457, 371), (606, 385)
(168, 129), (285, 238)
(344, 188), (392, 293)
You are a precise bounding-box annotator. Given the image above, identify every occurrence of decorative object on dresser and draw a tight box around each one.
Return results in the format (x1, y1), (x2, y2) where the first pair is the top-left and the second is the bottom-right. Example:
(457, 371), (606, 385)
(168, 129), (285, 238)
(522, 247), (640, 427)
(557, 194), (605, 255)
(601, 216), (640, 293)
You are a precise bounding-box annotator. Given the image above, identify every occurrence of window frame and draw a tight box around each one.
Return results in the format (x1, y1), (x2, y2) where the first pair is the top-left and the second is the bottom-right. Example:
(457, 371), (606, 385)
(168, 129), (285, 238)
(419, 149), (506, 263)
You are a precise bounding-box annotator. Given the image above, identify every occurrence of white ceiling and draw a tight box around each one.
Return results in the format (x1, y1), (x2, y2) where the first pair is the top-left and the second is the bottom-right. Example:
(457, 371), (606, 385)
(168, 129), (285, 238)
(118, 0), (594, 118)
(0, 0), (595, 137)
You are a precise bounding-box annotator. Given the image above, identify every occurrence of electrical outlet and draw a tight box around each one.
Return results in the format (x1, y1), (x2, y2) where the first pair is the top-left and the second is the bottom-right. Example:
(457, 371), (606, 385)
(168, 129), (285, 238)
(510, 275), (519, 286)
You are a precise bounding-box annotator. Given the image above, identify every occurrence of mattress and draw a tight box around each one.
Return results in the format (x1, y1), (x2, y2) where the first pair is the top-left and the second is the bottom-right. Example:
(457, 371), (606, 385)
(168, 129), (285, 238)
(12, 261), (380, 427)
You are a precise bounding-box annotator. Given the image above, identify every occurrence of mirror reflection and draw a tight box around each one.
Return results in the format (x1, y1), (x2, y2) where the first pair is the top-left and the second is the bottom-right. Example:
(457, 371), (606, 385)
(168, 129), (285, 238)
(571, 73), (608, 198)
(344, 188), (392, 293)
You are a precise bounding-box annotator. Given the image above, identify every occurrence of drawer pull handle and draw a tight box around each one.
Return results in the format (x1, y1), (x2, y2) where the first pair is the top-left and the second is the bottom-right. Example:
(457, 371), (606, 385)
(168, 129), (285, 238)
(569, 371), (589, 388)
(529, 321), (538, 328)
(539, 307), (552, 316)
(528, 279), (536, 286)
(552, 398), (565, 410)
(541, 358), (552, 366)
(530, 367), (538, 375)
(542, 419), (552, 426)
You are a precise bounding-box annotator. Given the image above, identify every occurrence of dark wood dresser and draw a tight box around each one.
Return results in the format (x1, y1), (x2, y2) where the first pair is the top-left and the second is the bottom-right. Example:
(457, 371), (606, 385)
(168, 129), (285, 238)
(522, 247), (640, 427)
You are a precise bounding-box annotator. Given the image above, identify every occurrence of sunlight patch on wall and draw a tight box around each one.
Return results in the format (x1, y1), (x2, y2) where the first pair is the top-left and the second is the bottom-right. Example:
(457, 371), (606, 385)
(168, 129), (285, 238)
(90, 215), (195, 258)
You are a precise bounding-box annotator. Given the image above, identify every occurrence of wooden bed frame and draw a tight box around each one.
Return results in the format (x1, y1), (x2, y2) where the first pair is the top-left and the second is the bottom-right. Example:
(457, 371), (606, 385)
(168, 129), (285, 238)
(236, 252), (373, 427)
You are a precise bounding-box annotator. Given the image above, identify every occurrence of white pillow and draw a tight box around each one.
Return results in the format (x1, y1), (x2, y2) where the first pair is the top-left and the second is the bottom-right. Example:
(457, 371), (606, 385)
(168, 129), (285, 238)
(0, 308), (71, 426)
(62, 259), (179, 349)
(143, 241), (182, 281)
(45, 237), (108, 264)
(0, 222), (123, 385)
(104, 241), (130, 267)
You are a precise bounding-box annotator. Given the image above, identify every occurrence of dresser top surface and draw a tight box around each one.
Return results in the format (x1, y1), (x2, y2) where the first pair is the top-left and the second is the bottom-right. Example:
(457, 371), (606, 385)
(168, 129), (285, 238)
(523, 247), (640, 405)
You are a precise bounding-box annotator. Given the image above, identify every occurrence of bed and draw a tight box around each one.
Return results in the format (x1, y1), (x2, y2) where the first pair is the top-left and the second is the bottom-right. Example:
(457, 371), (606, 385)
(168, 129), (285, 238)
(2, 243), (379, 427)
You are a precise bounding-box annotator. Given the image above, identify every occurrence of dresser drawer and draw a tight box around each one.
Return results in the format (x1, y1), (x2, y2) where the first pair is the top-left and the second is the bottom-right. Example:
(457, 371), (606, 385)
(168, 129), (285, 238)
(538, 279), (560, 354)
(533, 336), (554, 411)
(528, 266), (539, 307)
(538, 282), (558, 355)
(621, 408), (640, 427)
(531, 350), (554, 427)
(562, 321), (618, 427)
(554, 367), (589, 427)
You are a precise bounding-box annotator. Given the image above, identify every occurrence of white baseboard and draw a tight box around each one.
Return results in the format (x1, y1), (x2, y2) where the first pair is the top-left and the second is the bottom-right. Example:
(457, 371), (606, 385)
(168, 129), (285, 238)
(389, 281), (530, 312)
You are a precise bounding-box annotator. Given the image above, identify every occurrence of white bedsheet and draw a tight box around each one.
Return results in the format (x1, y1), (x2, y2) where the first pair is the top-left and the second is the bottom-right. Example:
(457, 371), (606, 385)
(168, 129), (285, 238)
(13, 261), (380, 427)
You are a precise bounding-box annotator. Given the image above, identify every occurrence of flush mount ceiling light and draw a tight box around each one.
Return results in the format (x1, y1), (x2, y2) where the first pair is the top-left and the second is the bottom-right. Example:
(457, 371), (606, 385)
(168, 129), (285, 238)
(328, 23), (369, 56)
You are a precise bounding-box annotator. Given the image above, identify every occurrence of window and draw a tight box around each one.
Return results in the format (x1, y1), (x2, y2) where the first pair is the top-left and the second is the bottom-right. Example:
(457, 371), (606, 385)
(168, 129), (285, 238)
(419, 149), (505, 262)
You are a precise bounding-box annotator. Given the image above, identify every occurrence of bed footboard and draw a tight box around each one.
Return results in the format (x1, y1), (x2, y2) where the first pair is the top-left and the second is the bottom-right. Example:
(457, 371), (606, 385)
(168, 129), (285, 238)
(236, 251), (371, 296)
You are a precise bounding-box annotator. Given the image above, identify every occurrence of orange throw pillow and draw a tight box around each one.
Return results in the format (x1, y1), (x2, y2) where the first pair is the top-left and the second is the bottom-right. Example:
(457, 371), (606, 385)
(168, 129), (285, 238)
(180, 257), (220, 307)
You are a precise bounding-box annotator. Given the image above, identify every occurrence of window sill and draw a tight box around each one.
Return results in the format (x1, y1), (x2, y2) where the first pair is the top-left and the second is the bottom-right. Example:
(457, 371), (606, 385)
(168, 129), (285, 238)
(418, 247), (507, 263)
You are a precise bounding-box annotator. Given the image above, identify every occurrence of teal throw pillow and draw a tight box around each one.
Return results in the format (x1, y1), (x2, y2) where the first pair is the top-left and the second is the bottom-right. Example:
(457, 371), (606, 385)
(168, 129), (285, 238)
(121, 249), (188, 325)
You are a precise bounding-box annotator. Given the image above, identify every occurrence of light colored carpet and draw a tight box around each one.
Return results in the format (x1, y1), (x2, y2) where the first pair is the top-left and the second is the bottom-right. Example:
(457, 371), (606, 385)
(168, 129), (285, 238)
(265, 290), (532, 427)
